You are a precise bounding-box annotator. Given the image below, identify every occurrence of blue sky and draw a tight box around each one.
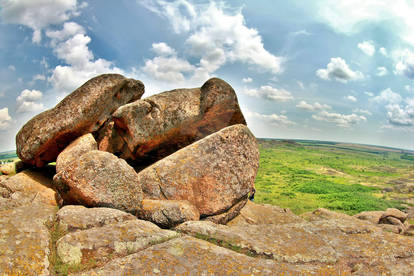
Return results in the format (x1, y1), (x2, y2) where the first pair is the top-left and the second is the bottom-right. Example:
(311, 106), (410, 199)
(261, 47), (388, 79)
(1, 0), (414, 151)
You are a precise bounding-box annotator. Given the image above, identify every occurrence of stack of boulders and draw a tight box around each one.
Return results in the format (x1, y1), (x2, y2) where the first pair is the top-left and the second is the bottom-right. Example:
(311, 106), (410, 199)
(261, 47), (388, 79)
(14, 74), (258, 228)
(354, 208), (413, 235)
(2, 74), (414, 275)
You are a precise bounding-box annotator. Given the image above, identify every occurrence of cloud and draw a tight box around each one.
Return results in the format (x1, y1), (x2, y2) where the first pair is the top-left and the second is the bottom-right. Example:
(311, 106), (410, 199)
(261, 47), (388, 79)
(245, 109), (296, 126)
(297, 81), (304, 89)
(242, 77), (253, 83)
(244, 85), (294, 101)
(394, 49), (414, 79)
(296, 101), (331, 111)
(346, 95), (357, 102)
(0, 0), (81, 43)
(46, 22), (124, 94)
(316, 57), (364, 83)
(142, 56), (195, 82)
(386, 98), (414, 126)
(379, 47), (388, 56)
(365, 91), (374, 97)
(358, 41), (375, 56)
(316, 0), (414, 46)
(8, 65), (15, 71)
(376, 66), (388, 76)
(292, 29), (312, 36)
(142, 0), (283, 75)
(312, 110), (366, 127)
(0, 108), (12, 130)
(151, 42), (176, 56)
(16, 89), (44, 113)
(373, 88), (402, 104)
(353, 108), (372, 116)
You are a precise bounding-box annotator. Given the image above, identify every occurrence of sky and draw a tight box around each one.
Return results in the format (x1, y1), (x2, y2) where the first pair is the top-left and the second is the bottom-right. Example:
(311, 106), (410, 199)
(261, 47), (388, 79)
(1, 0), (414, 151)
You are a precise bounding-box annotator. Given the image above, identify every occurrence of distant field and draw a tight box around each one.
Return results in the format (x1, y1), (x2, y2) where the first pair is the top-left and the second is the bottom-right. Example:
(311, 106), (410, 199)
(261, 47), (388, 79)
(0, 151), (18, 163)
(255, 139), (414, 215)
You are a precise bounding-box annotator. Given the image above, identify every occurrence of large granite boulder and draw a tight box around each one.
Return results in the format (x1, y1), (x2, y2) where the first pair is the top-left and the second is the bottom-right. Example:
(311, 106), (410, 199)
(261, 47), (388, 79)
(1, 169), (61, 208)
(16, 74), (144, 167)
(138, 124), (259, 216)
(97, 78), (246, 167)
(55, 133), (97, 173)
(53, 150), (143, 213)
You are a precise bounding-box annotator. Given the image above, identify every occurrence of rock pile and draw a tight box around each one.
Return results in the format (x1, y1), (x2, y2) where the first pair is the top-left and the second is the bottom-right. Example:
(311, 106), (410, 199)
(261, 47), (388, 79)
(2, 73), (414, 275)
(354, 208), (410, 234)
(15, 74), (256, 227)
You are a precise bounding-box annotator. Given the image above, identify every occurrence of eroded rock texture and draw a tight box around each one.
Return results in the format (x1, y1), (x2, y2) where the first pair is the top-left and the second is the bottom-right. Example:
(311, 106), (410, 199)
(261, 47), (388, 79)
(138, 124), (259, 216)
(16, 74), (144, 167)
(53, 150), (143, 213)
(97, 78), (245, 168)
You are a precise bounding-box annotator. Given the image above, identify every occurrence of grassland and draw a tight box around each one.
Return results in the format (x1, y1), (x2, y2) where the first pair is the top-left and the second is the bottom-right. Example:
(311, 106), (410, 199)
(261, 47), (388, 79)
(255, 139), (414, 215)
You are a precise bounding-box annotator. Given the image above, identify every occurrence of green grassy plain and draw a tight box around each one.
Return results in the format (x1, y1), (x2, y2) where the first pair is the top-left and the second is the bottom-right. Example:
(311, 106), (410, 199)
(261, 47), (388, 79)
(255, 139), (414, 215)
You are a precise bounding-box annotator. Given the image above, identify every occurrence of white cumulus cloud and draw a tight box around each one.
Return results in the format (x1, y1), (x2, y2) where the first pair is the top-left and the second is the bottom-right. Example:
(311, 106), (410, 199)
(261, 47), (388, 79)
(0, 107), (12, 130)
(386, 98), (414, 126)
(312, 110), (366, 127)
(358, 41), (375, 56)
(379, 47), (388, 56)
(46, 22), (124, 94)
(244, 85), (293, 102)
(316, 57), (364, 83)
(245, 109), (296, 126)
(142, 0), (283, 76)
(376, 66), (388, 76)
(242, 77), (253, 83)
(373, 88), (402, 104)
(395, 49), (414, 79)
(0, 0), (81, 43)
(142, 56), (195, 83)
(296, 101), (331, 111)
(16, 89), (44, 113)
(346, 95), (357, 102)
(151, 42), (176, 56)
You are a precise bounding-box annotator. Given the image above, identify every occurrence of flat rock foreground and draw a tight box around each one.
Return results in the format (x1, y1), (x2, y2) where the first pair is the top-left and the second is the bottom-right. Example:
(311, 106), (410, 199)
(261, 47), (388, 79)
(1, 74), (413, 275)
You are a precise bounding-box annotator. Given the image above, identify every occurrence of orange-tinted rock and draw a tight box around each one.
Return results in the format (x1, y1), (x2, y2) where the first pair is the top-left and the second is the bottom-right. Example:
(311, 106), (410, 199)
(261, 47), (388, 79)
(138, 199), (200, 228)
(97, 78), (245, 167)
(55, 133), (97, 173)
(1, 169), (61, 207)
(139, 124), (259, 216)
(53, 150), (143, 213)
(0, 203), (56, 275)
(203, 197), (248, 225)
(16, 74), (144, 167)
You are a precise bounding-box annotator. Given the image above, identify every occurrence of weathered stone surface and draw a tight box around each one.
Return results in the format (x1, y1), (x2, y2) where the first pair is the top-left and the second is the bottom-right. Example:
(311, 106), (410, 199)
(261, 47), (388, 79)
(0, 203), (56, 275)
(53, 150), (143, 213)
(74, 236), (343, 276)
(16, 74), (144, 167)
(301, 207), (353, 222)
(56, 205), (136, 232)
(203, 197), (248, 225)
(1, 169), (61, 207)
(227, 200), (303, 226)
(354, 210), (384, 224)
(176, 220), (338, 263)
(97, 78), (246, 166)
(177, 210), (414, 274)
(380, 208), (408, 223)
(56, 219), (179, 265)
(138, 199), (199, 228)
(139, 124), (259, 216)
(56, 133), (97, 173)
